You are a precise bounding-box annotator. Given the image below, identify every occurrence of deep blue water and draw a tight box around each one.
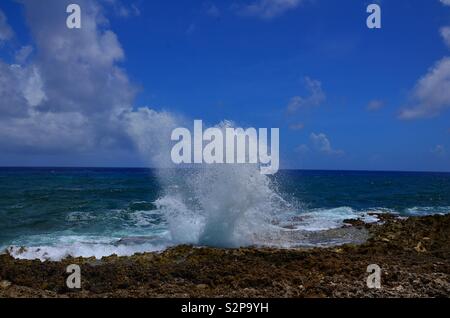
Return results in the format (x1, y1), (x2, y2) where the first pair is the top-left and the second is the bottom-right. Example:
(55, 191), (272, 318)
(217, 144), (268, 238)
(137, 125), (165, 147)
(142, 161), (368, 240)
(0, 168), (449, 260)
(275, 170), (450, 211)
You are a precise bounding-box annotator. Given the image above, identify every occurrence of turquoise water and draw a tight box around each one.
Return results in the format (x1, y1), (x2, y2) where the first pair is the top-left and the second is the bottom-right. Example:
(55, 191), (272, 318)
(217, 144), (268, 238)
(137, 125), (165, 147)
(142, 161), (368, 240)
(0, 168), (449, 260)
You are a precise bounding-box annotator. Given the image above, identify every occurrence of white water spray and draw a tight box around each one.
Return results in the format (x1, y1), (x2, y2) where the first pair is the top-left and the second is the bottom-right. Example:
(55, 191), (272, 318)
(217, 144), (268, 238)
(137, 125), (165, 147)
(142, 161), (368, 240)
(129, 116), (290, 248)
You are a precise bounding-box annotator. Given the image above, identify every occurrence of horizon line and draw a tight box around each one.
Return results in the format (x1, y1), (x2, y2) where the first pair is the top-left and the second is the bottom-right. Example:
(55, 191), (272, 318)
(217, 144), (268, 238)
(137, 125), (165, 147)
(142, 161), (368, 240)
(0, 166), (449, 174)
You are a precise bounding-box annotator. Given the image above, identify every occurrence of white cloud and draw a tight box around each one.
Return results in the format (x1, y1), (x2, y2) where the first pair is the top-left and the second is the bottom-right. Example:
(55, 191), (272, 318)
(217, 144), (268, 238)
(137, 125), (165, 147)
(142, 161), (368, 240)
(0, 9), (13, 43)
(103, 0), (141, 18)
(441, 26), (450, 48)
(12, 0), (133, 116)
(18, 65), (47, 107)
(399, 57), (450, 119)
(236, 0), (303, 19)
(15, 45), (34, 64)
(399, 1), (450, 120)
(0, 0), (179, 165)
(0, 62), (46, 117)
(287, 77), (326, 113)
(0, 111), (94, 153)
(310, 133), (344, 155)
(123, 108), (182, 167)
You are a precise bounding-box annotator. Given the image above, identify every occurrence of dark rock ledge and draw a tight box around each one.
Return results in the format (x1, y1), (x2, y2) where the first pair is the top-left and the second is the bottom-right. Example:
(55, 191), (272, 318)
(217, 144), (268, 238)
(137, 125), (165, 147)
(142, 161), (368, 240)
(0, 214), (449, 298)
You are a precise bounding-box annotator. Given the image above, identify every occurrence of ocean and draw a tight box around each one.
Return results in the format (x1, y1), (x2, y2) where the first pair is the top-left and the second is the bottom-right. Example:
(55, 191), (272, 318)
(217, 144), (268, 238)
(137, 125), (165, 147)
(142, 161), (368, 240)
(0, 167), (449, 261)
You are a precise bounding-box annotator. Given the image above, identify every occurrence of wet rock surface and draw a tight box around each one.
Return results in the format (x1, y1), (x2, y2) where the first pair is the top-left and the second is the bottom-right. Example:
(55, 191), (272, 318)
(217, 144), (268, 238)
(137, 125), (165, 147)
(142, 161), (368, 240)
(0, 214), (449, 298)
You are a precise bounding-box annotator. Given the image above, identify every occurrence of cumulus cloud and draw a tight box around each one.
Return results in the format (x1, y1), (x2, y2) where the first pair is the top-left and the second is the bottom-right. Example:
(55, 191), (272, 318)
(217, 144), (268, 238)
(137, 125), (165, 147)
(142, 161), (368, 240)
(399, 1), (450, 120)
(18, 0), (135, 114)
(0, 62), (46, 117)
(287, 77), (326, 113)
(102, 0), (141, 18)
(15, 45), (34, 64)
(0, 9), (14, 43)
(310, 133), (344, 155)
(441, 26), (450, 49)
(399, 57), (450, 119)
(0, 111), (94, 154)
(235, 0), (303, 19)
(0, 0), (178, 165)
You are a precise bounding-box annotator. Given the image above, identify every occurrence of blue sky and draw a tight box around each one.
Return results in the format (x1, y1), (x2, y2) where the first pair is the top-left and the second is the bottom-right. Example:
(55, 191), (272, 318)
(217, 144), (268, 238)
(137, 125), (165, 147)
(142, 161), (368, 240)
(0, 0), (449, 171)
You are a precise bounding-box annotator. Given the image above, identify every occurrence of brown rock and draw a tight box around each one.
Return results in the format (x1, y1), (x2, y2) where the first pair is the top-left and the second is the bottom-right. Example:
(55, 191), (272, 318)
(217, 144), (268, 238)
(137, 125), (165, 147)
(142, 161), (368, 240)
(0, 214), (448, 298)
(414, 242), (427, 253)
(196, 284), (208, 289)
(0, 280), (12, 289)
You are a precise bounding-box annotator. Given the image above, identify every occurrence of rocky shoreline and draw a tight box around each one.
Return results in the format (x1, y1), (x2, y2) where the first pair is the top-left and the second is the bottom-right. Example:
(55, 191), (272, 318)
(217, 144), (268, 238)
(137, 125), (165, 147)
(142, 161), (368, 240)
(0, 214), (449, 298)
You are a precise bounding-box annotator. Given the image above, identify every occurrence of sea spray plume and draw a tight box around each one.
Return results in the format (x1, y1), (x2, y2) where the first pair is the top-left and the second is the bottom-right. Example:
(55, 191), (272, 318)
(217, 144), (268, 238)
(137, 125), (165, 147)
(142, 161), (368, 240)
(123, 108), (183, 168)
(123, 108), (198, 243)
(123, 107), (202, 243)
(127, 115), (292, 247)
(147, 120), (292, 248)
(192, 164), (288, 247)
